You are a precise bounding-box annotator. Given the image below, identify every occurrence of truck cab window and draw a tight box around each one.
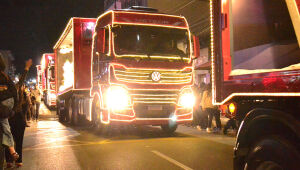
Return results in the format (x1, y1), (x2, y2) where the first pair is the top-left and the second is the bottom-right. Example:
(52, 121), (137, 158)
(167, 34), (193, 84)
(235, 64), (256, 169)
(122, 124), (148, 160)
(92, 34), (99, 76)
(104, 27), (109, 55)
(230, 0), (300, 75)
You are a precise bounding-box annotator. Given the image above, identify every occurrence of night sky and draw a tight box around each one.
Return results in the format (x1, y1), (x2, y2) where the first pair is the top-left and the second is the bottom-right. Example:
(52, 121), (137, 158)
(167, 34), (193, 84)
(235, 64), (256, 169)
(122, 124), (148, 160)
(0, 0), (104, 79)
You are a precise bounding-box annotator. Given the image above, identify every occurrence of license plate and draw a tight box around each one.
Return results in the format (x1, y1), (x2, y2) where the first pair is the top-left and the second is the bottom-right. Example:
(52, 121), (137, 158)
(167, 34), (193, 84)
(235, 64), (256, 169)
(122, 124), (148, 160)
(148, 105), (163, 111)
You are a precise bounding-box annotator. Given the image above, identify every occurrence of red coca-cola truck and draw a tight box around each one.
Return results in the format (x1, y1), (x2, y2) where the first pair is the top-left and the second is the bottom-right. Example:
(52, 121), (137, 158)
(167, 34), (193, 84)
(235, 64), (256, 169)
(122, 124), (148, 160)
(54, 17), (96, 123)
(55, 7), (199, 133)
(40, 53), (56, 107)
(211, 0), (300, 169)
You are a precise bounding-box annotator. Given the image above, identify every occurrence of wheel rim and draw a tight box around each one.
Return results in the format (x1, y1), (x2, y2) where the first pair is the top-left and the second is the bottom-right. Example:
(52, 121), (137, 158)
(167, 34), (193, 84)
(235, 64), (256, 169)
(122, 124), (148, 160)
(68, 100), (72, 122)
(92, 99), (98, 125)
(257, 161), (283, 170)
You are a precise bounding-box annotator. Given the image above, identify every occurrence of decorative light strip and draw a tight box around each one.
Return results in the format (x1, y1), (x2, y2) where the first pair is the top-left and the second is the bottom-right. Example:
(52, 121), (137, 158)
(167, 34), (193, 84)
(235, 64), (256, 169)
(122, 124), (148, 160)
(210, 0), (217, 105)
(112, 63), (193, 84)
(115, 77), (192, 84)
(132, 98), (177, 101)
(114, 11), (188, 19)
(54, 18), (73, 49)
(216, 92), (300, 105)
(113, 22), (188, 29)
(112, 54), (190, 61)
(131, 94), (178, 97)
(112, 63), (193, 71)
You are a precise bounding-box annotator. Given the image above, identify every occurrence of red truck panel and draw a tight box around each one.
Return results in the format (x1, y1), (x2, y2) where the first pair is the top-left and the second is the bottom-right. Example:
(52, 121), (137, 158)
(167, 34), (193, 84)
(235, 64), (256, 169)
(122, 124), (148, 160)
(73, 18), (96, 90)
(54, 18), (96, 95)
(213, 0), (300, 104)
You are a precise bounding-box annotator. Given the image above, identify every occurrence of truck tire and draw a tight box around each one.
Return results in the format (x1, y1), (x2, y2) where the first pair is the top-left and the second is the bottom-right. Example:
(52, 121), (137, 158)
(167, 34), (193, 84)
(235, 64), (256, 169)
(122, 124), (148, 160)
(244, 136), (300, 170)
(57, 101), (65, 122)
(72, 98), (79, 126)
(161, 124), (177, 134)
(91, 97), (109, 134)
(67, 99), (74, 124)
(91, 97), (100, 128)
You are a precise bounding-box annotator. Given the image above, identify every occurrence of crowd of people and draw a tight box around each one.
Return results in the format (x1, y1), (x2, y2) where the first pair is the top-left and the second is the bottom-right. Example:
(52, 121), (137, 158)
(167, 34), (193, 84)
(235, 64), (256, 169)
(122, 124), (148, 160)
(0, 57), (41, 169)
(192, 83), (237, 134)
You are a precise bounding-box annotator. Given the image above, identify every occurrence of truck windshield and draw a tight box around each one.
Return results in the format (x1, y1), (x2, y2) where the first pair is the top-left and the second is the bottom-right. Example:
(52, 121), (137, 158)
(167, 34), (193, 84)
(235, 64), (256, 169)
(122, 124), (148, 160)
(230, 0), (300, 74)
(113, 25), (190, 59)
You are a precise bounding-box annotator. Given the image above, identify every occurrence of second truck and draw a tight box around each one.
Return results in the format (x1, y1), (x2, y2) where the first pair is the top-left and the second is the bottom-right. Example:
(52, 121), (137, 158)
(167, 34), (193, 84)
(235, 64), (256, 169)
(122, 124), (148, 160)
(55, 7), (199, 133)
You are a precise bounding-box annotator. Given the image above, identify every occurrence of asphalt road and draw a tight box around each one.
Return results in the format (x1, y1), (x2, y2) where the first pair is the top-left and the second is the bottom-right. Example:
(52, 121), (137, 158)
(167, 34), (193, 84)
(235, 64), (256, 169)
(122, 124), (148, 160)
(17, 103), (235, 170)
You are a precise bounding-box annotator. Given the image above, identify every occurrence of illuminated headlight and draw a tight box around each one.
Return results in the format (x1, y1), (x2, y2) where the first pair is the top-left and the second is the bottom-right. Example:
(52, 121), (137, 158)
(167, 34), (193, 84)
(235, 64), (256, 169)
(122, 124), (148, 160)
(178, 88), (195, 108)
(49, 93), (56, 100)
(106, 86), (130, 111)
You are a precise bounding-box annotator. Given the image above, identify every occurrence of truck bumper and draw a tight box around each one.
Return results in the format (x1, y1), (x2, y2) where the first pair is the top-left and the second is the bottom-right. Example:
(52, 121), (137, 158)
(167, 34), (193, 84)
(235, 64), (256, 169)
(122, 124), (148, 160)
(49, 101), (56, 106)
(109, 112), (192, 125)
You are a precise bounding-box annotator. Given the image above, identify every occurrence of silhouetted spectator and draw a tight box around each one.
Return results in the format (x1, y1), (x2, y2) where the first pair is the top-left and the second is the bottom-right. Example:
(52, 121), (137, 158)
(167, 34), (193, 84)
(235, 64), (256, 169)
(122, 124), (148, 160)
(201, 84), (221, 133)
(0, 56), (19, 169)
(32, 84), (41, 121)
(5, 59), (32, 168)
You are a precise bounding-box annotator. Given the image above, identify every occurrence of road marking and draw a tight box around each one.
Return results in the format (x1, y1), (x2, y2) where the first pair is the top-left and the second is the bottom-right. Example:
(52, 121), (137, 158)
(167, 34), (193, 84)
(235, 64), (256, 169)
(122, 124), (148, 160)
(151, 150), (193, 170)
(25, 134), (78, 149)
(24, 140), (110, 151)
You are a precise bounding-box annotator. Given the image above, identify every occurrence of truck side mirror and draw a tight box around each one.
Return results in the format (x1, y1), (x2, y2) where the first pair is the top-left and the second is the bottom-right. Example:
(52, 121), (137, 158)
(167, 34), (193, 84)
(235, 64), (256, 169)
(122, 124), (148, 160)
(193, 35), (200, 60)
(97, 29), (105, 53)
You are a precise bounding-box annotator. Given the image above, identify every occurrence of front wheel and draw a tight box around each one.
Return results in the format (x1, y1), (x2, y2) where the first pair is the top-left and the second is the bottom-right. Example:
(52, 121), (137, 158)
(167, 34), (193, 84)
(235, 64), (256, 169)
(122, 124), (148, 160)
(161, 124), (177, 134)
(244, 136), (300, 170)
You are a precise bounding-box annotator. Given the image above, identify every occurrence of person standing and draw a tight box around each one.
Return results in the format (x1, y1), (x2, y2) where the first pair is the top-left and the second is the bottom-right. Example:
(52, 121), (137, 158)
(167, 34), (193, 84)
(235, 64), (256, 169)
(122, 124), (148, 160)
(197, 83), (208, 130)
(5, 59), (32, 168)
(191, 84), (201, 127)
(223, 110), (237, 135)
(0, 56), (20, 169)
(32, 85), (41, 121)
(23, 86), (32, 127)
(201, 84), (221, 133)
(29, 88), (36, 120)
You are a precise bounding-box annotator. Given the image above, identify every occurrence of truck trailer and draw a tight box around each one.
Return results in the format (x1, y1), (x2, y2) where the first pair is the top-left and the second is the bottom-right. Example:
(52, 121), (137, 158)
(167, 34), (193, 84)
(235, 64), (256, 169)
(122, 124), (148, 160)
(211, 0), (300, 169)
(54, 17), (97, 124)
(55, 8), (199, 133)
(40, 53), (56, 107)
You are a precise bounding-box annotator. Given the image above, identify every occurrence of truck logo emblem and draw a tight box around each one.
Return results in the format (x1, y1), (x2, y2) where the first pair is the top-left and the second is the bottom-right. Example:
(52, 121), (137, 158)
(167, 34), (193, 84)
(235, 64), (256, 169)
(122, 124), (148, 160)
(151, 72), (161, 82)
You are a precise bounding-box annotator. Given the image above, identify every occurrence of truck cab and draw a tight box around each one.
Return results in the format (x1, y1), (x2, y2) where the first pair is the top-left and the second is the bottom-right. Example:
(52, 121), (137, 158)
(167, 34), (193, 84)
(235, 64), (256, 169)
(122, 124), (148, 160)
(90, 8), (199, 133)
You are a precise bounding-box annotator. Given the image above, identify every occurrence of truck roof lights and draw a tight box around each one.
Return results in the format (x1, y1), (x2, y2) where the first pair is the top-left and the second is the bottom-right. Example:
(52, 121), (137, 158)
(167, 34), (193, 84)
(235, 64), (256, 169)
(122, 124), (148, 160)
(126, 6), (159, 13)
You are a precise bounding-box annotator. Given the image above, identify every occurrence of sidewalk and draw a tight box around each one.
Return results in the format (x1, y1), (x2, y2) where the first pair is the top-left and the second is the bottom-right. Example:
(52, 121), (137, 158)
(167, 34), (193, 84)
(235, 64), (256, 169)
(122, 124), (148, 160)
(36, 102), (57, 120)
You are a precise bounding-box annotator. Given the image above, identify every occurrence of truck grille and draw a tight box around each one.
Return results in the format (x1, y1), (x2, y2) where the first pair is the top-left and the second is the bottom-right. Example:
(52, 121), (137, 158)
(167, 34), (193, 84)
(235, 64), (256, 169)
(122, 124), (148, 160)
(113, 66), (192, 84)
(129, 89), (179, 104)
(133, 104), (175, 118)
